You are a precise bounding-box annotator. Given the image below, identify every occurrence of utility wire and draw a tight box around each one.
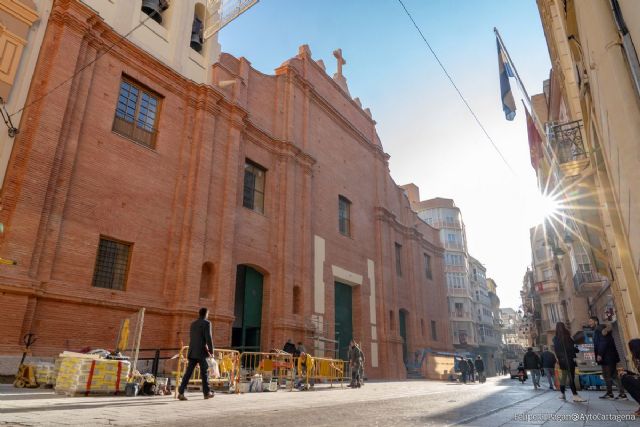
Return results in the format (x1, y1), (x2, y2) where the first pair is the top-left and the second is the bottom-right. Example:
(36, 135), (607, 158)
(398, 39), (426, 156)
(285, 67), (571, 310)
(396, 0), (517, 176)
(10, 10), (159, 118)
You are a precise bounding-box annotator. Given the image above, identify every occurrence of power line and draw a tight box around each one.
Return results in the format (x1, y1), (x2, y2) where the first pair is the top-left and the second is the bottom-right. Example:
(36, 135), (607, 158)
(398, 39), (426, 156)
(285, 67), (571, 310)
(396, 0), (517, 176)
(9, 10), (159, 119)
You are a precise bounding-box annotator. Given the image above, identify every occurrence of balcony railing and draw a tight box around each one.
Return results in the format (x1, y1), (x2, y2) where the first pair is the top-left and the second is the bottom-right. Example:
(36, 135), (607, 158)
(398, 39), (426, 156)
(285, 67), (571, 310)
(430, 219), (462, 229)
(573, 271), (607, 296)
(444, 241), (464, 250)
(533, 280), (559, 294)
(451, 311), (471, 320)
(547, 120), (589, 176)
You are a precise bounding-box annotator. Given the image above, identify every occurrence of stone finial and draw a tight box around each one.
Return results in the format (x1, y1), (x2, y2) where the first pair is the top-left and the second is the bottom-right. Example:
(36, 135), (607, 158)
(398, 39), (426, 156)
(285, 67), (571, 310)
(316, 59), (326, 71)
(333, 49), (346, 77)
(298, 44), (312, 58)
(332, 48), (350, 95)
(354, 97), (362, 107)
(364, 108), (372, 118)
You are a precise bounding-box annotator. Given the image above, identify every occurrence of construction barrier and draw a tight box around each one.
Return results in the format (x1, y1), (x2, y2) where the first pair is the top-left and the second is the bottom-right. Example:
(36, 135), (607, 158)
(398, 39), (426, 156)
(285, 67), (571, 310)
(293, 355), (348, 389)
(174, 347), (240, 397)
(239, 351), (295, 392)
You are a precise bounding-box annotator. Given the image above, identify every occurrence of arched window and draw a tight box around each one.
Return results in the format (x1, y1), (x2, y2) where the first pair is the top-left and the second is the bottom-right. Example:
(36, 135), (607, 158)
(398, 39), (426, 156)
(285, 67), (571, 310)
(191, 3), (206, 53)
(292, 286), (301, 314)
(199, 262), (213, 299)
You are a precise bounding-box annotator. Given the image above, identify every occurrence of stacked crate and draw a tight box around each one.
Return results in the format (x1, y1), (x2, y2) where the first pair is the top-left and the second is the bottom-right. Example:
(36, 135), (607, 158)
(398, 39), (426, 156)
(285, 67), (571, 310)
(54, 353), (130, 396)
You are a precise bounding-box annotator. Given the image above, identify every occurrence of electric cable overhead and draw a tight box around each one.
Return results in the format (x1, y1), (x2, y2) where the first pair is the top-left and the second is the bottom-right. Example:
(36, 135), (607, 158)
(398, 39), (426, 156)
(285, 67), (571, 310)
(396, 0), (517, 176)
(9, 10), (160, 119)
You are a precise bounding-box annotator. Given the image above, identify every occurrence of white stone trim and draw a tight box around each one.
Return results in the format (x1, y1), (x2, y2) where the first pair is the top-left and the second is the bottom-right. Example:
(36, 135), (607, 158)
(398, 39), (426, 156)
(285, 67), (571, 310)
(331, 265), (363, 286)
(314, 235), (325, 314)
(370, 342), (379, 367)
(367, 259), (376, 324)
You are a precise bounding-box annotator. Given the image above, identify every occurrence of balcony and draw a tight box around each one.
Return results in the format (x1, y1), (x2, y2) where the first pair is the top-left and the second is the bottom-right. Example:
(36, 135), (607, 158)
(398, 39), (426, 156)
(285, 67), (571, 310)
(444, 241), (464, 251)
(445, 264), (466, 273)
(448, 288), (471, 298)
(430, 219), (462, 229)
(573, 271), (607, 297)
(533, 280), (559, 294)
(547, 120), (589, 177)
(450, 310), (472, 321)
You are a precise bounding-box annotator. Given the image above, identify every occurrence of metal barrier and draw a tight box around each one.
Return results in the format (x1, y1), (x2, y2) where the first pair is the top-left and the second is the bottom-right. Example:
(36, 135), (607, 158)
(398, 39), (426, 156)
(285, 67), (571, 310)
(294, 355), (348, 389)
(174, 347), (241, 397)
(239, 351), (295, 392)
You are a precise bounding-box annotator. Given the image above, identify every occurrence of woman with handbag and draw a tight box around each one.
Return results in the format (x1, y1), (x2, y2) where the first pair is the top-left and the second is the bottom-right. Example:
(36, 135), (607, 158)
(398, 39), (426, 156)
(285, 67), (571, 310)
(553, 322), (586, 402)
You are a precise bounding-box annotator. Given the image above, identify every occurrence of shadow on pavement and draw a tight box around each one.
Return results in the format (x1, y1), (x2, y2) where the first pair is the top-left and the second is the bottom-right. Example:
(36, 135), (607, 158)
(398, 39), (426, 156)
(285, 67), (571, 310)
(1, 399), (172, 414)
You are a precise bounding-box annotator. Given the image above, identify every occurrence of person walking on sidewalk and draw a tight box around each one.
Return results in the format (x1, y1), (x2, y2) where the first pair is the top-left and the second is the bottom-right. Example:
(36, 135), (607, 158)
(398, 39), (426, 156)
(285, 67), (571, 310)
(590, 316), (628, 400)
(458, 357), (469, 384)
(523, 347), (542, 390)
(620, 339), (640, 416)
(553, 322), (585, 402)
(467, 358), (476, 382)
(541, 346), (557, 390)
(178, 307), (214, 401)
(474, 356), (485, 383)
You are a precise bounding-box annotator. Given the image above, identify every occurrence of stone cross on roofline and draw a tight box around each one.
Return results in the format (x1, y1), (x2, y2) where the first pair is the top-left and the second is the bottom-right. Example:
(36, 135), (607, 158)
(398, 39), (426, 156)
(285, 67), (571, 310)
(332, 48), (350, 95)
(333, 49), (346, 77)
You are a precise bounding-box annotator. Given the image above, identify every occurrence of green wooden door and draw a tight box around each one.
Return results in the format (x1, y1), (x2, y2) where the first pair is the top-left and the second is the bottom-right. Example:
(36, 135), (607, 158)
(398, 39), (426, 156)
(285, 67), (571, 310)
(232, 265), (263, 352)
(399, 310), (408, 364)
(334, 282), (353, 361)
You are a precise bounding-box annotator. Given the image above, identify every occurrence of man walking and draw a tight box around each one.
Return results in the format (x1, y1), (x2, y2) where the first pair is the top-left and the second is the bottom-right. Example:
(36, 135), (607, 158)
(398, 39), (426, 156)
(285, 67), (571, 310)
(178, 307), (214, 401)
(523, 347), (542, 389)
(541, 345), (557, 390)
(458, 357), (468, 384)
(590, 316), (627, 400)
(474, 356), (485, 383)
(467, 358), (475, 382)
(348, 340), (364, 388)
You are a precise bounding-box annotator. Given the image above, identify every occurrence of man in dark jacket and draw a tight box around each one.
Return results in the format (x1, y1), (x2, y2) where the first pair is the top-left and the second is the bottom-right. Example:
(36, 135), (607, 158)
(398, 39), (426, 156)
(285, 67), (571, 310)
(541, 346), (557, 390)
(523, 347), (542, 389)
(467, 358), (475, 382)
(458, 357), (468, 384)
(283, 339), (296, 355)
(590, 316), (627, 400)
(178, 307), (214, 401)
(474, 356), (485, 383)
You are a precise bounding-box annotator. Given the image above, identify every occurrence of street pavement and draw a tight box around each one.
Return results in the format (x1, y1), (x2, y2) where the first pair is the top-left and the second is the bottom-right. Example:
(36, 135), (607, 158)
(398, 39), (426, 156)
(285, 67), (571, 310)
(0, 376), (637, 426)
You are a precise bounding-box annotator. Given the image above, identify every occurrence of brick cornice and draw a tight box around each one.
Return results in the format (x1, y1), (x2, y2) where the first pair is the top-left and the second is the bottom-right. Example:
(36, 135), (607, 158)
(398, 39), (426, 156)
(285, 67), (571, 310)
(0, 0), (39, 26)
(375, 206), (445, 255)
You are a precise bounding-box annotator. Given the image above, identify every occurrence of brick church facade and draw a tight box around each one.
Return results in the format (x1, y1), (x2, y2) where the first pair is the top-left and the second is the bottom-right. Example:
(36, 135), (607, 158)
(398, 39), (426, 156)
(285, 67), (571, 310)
(0, 0), (451, 379)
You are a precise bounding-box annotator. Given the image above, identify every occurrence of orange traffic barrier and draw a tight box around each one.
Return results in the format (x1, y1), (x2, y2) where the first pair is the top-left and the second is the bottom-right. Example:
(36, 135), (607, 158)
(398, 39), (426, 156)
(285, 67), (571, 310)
(293, 355), (348, 389)
(239, 351), (295, 392)
(174, 347), (240, 397)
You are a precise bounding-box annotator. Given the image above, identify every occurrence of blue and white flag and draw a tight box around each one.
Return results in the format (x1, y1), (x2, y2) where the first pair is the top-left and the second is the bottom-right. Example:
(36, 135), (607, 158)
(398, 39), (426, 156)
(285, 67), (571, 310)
(497, 38), (516, 121)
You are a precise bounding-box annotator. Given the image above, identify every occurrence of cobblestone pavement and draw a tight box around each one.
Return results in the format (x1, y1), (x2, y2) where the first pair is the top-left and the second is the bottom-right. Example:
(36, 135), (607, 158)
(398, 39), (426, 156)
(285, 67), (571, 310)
(0, 377), (637, 426)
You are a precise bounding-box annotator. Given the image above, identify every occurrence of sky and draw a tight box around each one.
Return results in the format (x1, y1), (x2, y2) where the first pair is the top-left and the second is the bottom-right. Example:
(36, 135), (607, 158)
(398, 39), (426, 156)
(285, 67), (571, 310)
(218, 0), (552, 310)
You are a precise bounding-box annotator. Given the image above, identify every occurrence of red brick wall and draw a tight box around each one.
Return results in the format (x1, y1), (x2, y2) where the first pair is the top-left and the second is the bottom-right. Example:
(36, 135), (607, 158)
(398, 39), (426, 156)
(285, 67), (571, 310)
(0, 0), (452, 378)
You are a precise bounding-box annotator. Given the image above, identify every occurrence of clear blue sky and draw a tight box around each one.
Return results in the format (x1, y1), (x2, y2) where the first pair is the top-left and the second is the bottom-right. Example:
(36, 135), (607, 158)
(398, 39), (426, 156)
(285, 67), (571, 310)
(219, 0), (552, 310)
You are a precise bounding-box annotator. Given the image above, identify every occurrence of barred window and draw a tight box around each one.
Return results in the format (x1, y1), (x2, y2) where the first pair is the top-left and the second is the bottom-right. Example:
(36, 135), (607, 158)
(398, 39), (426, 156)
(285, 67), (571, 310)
(92, 237), (132, 291)
(338, 196), (351, 236)
(113, 79), (161, 148)
(243, 160), (266, 213)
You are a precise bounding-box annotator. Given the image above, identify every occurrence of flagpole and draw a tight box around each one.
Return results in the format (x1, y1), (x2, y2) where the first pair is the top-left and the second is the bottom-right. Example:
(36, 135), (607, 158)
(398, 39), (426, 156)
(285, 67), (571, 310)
(494, 27), (532, 107)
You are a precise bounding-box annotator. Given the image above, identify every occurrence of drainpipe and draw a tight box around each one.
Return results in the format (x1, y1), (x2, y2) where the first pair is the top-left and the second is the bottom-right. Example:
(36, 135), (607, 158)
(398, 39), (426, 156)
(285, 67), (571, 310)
(610, 0), (640, 99)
